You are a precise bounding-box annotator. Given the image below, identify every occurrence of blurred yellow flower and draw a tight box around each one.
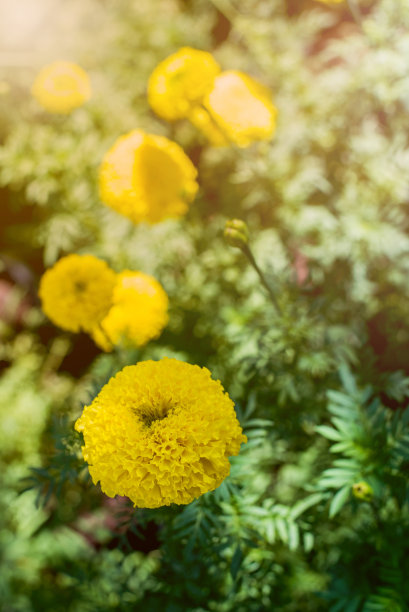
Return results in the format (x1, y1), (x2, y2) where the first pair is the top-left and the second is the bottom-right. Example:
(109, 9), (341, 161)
(31, 61), (91, 114)
(92, 271), (169, 351)
(204, 70), (277, 147)
(148, 46), (221, 121)
(148, 49), (277, 147)
(316, 0), (343, 3)
(99, 130), (198, 224)
(39, 254), (116, 333)
(75, 358), (247, 508)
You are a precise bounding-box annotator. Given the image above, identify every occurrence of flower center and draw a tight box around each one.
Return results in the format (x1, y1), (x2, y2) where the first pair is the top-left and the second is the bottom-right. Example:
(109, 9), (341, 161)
(136, 400), (173, 428)
(74, 280), (87, 292)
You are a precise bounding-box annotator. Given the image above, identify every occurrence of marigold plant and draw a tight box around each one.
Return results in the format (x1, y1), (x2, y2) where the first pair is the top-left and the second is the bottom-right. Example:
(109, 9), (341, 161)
(147, 46), (221, 121)
(39, 254), (116, 333)
(31, 61), (91, 114)
(75, 358), (247, 508)
(92, 271), (169, 351)
(99, 130), (198, 224)
(204, 70), (277, 147)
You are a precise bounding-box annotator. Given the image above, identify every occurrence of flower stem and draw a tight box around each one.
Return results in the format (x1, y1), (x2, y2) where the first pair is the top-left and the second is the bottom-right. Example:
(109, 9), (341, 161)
(241, 244), (282, 316)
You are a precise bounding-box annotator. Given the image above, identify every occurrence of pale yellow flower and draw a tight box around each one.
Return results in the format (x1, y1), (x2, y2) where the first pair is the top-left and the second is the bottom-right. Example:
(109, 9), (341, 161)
(99, 130), (198, 224)
(32, 61), (91, 114)
(204, 70), (277, 147)
(75, 358), (247, 508)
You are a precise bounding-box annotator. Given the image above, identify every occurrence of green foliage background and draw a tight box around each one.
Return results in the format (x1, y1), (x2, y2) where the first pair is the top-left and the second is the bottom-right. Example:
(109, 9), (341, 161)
(1, 0), (409, 610)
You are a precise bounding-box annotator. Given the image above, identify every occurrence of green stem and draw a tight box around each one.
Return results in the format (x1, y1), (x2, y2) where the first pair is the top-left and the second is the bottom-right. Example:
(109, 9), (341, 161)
(242, 244), (282, 316)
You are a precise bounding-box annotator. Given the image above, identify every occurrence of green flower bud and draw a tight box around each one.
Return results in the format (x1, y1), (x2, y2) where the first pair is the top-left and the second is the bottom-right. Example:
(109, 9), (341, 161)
(352, 481), (374, 502)
(226, 219), (249, 237)
(224, 219), (249, 248)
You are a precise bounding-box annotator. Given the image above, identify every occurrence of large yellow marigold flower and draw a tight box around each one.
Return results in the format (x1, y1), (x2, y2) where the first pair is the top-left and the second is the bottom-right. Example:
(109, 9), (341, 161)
(39, 254), (116, 333)
(99, 130), (198, 224)
(75, 359), (247, 508)
(148, 47), (221, 121)
(32, 61), (91, 114)
(92, 271), (169, 351)
(204, 70), (277, 147)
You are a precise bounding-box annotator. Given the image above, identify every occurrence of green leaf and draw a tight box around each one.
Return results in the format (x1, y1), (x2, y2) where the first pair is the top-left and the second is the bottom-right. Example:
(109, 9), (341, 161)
(230, 545), (243, 580)
(291, 493), (326, 519)
(329, 485), (351, 518)
(339, 364), (358, 395)
(316, 425), (343, 441)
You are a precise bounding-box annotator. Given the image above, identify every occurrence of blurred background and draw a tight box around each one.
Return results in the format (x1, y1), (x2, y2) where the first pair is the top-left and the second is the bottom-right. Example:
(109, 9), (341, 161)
(2, 0), (409, 611)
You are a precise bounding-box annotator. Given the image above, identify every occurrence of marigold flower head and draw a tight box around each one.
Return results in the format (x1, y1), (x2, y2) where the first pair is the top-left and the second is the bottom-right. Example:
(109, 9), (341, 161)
(32, 61), (91, 114)
(75, 358), (246, 508)
(204, 70), (277, 147)
(92, 271), (169, 351)
(99, 130), (198, 224)
(148, 47), (221, 121)
(39, 254), (116, 333)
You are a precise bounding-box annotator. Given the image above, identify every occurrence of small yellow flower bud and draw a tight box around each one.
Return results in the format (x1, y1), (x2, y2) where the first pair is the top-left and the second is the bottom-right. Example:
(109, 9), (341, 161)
(224, 219), (249, 248)
(224, 228), (248, 249)
(226, 219), (249, 238)
(352, 481), (374, 502)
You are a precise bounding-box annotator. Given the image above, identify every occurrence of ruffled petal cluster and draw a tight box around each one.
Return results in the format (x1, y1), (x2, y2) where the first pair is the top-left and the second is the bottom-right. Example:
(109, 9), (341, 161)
(31, 61), (91, 114)
(148, 47), (277, 147)
(92, 271), (169, 351)
(148, 47), (221, 121)
(39, 254), (116, 333)
(75, 358), (247, 508)
(99, 130), (198, 224)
